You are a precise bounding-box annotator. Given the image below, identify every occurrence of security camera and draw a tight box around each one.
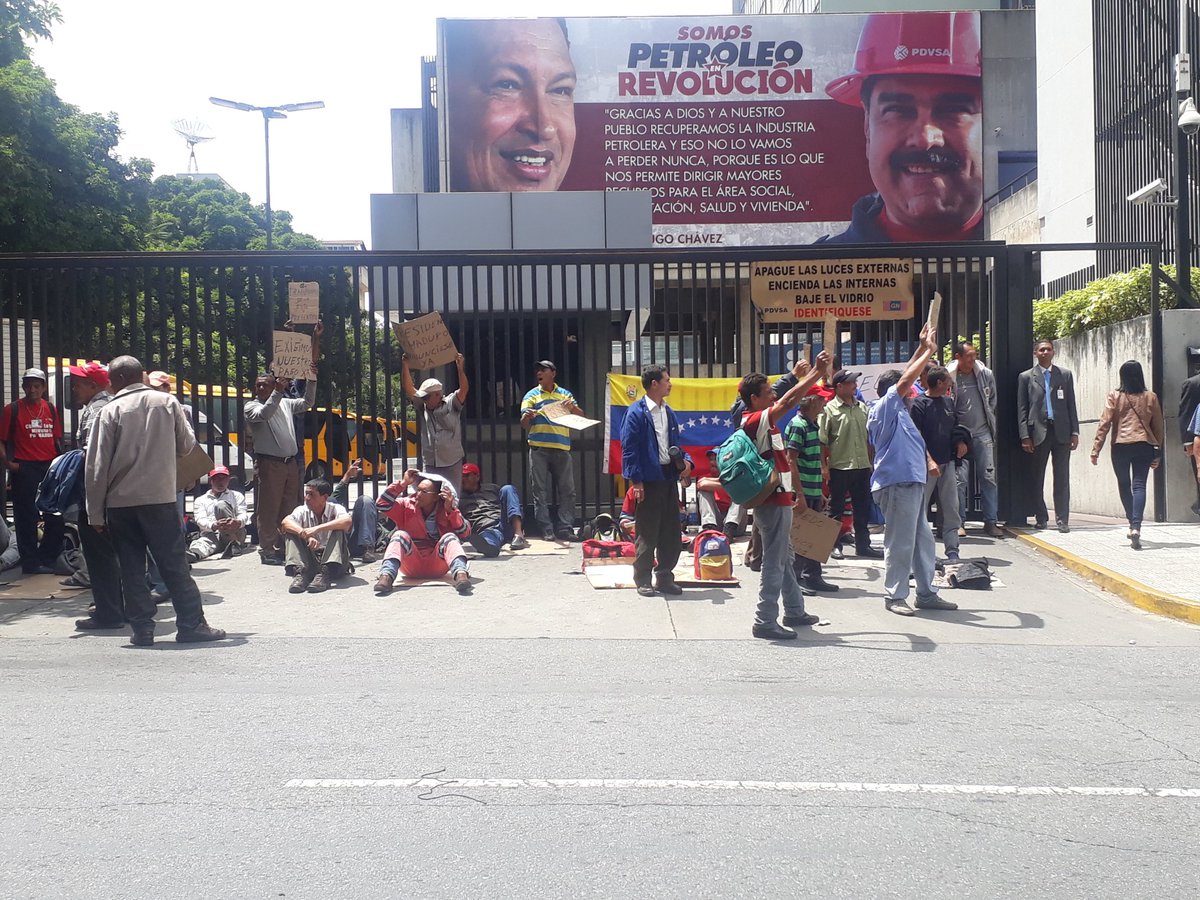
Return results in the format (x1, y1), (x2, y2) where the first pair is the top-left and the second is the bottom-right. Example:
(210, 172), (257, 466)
(1180, 98), (1200, 135)
(1127, 178), (1169, 205)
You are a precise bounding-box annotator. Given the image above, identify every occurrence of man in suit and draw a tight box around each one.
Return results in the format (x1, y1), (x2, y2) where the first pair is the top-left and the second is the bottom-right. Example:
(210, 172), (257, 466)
(1017, 339), (1080, 533)
(1180, 370), (1200, 517)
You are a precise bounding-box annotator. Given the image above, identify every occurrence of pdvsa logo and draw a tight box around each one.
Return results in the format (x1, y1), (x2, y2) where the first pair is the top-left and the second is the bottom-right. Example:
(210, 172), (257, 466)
(895, 45), (951, 61)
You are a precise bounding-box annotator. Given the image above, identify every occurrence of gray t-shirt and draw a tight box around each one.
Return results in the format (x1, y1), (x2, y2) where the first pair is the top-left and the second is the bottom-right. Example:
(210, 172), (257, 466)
(419, 395), (465, 467)
(955, 372), (989, 437)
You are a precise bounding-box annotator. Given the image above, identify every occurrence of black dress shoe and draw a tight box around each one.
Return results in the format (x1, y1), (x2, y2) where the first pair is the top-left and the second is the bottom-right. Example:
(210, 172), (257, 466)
(130, 629), (155, 647)
(782, 612), (819, 627)
(636, 584), (657, 597)
(655, 578), (683, 595)
(752, 622), (797, 641)
(75, 617), (126, 631)
(856, 546), (884, 559)
(176, 622), (226, 643)
(1057, 522), (1071, 534)
(1034, 521), (1047, 530)
(803, 575), (840, 593)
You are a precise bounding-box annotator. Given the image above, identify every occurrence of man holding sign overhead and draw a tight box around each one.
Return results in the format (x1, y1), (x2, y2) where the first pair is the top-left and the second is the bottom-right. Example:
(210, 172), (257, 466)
(402, 351), (469, 496)
(521, 360), (584, 541)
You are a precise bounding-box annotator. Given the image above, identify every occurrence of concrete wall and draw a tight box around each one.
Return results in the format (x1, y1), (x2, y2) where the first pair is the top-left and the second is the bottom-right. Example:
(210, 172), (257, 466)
(390, 109), (425, 196)
(1052, 310), (1200, 522)
(981, 11), (1037, 203)
(987, 181), (1039, 244)
(1036, 0), (1096, 285)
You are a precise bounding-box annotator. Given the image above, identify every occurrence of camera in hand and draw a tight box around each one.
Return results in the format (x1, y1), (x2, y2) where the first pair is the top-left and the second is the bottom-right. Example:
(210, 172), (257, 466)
(668, 446), (687, 472)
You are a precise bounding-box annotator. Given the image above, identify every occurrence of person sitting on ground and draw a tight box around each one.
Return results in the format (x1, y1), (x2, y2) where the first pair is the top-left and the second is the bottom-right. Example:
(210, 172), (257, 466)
(279, 479), (353, 594)
(459, 462), (529, 557)
(330, 459), (381, 563)
(695, 448), (733, 532)
(186, 466), (250, 562)
(374, 468), (473, 595)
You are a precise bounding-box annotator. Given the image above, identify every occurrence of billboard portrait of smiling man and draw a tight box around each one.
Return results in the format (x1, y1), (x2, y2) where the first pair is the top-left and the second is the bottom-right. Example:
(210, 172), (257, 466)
(817, 11), (983, 244)
(443, 18), (578, 193)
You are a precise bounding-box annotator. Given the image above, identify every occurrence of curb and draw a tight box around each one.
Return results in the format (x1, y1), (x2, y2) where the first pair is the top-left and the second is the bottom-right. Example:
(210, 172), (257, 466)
(1006, 528), (1200, 626)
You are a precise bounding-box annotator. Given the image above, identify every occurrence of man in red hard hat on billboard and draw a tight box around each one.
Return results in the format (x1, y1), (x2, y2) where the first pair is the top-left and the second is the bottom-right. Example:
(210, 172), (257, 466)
(818, 12), (983, 244)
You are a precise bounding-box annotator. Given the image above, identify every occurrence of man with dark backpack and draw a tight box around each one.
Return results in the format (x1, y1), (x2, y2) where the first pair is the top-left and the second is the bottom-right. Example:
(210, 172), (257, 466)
(0, 368), (64, 575)
(736, 351), (830, 641)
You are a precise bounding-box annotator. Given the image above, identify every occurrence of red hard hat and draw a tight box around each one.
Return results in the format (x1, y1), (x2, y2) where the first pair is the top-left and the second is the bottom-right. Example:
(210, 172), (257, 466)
(826, 12), (982, 108)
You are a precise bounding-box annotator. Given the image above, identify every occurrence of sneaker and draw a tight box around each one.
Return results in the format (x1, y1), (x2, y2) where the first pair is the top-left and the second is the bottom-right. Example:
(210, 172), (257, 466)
(374, 572), (395, 595)
(722, 522), (742, 541)
(915, 596), (959, 611)
(307, 570), (332, 593)
(509, 534), (530, 551)
(555, 529), (579, 543)
(781, 612), (819, 627)
(289, 570), (314, 593)
(359, 549), (378, 564)
(176, 622), (227, 643)
(830, 545), (844, 560)
(453, 571), (473, 595)
(885, 598), (915, 616)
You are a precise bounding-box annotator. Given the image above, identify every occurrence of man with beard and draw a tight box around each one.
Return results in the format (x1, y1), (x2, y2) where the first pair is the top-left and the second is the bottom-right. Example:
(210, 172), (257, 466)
(819, 11), (983, 244)
(444, 18), (577, 193)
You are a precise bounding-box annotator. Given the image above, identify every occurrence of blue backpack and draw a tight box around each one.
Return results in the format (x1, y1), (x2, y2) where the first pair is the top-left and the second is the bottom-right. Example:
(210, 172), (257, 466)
(714, 415), (780, 507)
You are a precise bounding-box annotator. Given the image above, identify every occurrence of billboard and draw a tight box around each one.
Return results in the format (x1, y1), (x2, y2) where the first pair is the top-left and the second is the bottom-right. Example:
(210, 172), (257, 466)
(437, 12), (984, 247)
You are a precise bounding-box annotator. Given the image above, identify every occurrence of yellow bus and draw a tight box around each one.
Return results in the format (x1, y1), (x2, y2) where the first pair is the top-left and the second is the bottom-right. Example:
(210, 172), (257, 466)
(299, 408), (418, 482)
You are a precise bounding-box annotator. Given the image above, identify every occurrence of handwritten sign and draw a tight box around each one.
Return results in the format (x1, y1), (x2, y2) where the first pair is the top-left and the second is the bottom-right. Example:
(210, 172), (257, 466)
(391, 311), (458, 369)
(751, 258), (915, 322)
(288, 282), (320, 325)
(542, 399), (600, 431)
(790, 505), (842, 564)
(823, 319), (839, 359)
(271, 331), (312, 380)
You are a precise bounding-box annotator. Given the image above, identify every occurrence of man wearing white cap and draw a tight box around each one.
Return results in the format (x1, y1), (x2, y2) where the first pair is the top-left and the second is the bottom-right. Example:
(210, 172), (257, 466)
(0, 367), (64, 575)
(402, 351), (469, 496)
(186, 466), (250, 563)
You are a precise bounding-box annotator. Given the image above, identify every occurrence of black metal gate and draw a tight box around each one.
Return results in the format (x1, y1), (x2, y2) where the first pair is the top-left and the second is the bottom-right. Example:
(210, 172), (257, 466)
(0, 242), (1160, 525)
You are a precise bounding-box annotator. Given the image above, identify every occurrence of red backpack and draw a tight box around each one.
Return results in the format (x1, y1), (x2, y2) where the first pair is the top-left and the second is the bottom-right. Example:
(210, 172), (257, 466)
(693, 529), (733, 580)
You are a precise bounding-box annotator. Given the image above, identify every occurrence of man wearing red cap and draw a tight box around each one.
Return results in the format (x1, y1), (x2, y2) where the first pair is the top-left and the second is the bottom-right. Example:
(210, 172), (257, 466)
(68, 363), (128, 632)
(819, 11), (983, 244)
(459, 462), (529, 556)
(186, 466), (250, 563)
(0, 367), (63, 575)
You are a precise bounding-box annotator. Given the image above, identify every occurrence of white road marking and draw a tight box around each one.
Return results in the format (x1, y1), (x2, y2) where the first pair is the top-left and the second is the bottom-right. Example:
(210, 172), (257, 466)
(284, 778), (1200, 798)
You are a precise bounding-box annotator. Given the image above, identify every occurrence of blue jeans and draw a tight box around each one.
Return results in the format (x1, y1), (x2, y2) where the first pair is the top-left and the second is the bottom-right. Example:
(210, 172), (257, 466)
(473, 485), (523, 557)
(752, 502), (806, 626)
(349, 496), (379, 555)
(875, 483), (939, 603)
(957, 433), (998, 524)
(1112, 442), (1156, 529)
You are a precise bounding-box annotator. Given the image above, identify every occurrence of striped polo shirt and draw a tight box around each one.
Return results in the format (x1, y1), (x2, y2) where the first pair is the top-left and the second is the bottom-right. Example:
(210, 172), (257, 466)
(521, 384), (575, 451)
(784, 414), (824, 500)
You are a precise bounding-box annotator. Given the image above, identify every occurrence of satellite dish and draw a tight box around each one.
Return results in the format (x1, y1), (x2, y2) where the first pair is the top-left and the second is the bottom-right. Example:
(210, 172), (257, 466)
(172, 118), (216, 173)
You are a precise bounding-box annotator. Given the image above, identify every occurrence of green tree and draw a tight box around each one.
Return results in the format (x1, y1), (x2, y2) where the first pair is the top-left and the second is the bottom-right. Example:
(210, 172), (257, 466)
(1, 0), (60, 66)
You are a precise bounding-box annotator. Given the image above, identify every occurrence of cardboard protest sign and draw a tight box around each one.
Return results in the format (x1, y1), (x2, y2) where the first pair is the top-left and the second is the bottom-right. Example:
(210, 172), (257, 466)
(271, 331), (313, 380)
(177, 443), (215, 491)
(790, 505), (842, 564)
(823, 319), (839, 358)
(392, 311), (459, 368)
(543, 399), (600, 431)
(926, 291), (943, 332)
(288, 282), (320, 325)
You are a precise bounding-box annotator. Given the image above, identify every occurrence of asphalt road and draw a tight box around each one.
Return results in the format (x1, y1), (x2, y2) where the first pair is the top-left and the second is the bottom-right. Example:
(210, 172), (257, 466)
(3, 534), (1199, 898)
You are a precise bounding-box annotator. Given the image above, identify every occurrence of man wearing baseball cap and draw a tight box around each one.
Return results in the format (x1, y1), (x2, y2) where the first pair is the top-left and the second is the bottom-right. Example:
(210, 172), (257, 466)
(818, 11), (983, 244)
(459, 461), (530, 556)
(402, 351), (470, 496)
(520, 359), (585, 541)
(67, 362), (130, 631)
(186, 466), (250, 563)
(0, 367), (64, 575)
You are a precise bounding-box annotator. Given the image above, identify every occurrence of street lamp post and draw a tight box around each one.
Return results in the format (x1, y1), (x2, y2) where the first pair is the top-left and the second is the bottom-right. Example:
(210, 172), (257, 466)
(208, 97), (325, 250)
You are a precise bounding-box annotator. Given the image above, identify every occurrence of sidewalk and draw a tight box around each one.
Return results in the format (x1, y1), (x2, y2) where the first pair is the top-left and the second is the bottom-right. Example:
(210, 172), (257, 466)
(1006, 515), (1200, 625)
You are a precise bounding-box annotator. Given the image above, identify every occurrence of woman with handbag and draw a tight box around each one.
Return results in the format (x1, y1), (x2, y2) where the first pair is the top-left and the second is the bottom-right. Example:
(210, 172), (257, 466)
(1090, 360), (1164, 549)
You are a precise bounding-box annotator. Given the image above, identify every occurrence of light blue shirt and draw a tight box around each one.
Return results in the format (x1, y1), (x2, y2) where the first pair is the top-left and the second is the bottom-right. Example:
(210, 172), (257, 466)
(1189, 403), (1200, 437)
(1042, 366), (1054, 421)
(867, 386), (929, 492)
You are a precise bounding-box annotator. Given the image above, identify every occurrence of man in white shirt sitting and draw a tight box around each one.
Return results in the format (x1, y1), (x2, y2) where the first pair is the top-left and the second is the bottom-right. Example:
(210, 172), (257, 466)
(186, 466), (250, 563)
(279, 478), (352, 594)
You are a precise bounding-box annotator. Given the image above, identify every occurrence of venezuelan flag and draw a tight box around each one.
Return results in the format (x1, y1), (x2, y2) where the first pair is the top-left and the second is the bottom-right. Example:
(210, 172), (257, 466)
(605, 374), (794, 479)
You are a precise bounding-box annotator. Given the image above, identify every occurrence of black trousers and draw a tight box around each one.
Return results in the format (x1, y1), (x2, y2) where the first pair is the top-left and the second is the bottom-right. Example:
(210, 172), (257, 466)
(78, 504), (125, 624)
(11, 459), (64, 572)
(827, 467), (872, 550)
(1032, 436), (1072, 525)
(107, 503), (206, 633)
(633, 478), (682, 586)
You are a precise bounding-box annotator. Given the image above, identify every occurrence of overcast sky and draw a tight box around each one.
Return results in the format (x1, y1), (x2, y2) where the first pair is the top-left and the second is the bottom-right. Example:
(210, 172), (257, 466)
(31, 1), (732, 246)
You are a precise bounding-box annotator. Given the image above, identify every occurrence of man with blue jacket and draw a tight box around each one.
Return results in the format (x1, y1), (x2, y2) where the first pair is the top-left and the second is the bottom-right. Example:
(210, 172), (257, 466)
(621, 365), (692, 597)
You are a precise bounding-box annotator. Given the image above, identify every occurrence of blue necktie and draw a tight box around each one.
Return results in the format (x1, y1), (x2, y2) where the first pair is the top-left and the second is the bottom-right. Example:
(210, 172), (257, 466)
(1043, 368), (1054, 421)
